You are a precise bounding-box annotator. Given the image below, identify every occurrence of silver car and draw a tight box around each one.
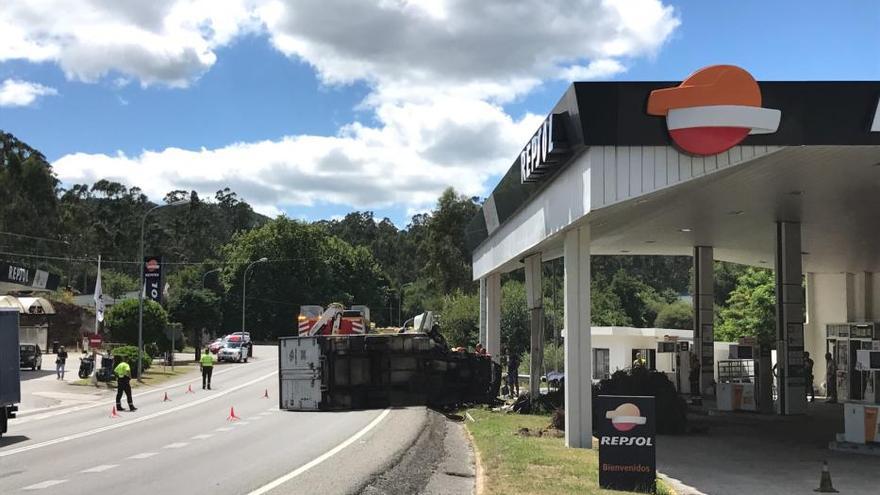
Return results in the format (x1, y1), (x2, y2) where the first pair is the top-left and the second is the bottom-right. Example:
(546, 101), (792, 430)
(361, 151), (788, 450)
(218, 342), (248, 363)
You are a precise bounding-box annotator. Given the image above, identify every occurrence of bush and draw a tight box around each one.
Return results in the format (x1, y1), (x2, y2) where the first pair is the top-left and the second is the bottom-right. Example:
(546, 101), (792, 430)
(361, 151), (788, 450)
(111, 345), (151, 378)
(593, 366), (688, 434)
(655, 300), (693, 329)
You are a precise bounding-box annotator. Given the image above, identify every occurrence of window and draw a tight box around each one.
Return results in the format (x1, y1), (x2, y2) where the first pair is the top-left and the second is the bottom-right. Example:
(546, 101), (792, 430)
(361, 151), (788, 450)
(592, 348), (610, 379)
(631, 349), (657, 370)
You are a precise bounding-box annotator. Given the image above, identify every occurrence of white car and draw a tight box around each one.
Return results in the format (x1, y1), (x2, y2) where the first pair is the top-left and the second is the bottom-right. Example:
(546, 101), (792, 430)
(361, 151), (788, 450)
(218, 342), (248, 363)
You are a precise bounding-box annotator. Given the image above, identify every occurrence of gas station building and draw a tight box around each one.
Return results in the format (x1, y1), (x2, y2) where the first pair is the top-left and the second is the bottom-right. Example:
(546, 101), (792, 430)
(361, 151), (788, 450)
(467, 65), (880, 448)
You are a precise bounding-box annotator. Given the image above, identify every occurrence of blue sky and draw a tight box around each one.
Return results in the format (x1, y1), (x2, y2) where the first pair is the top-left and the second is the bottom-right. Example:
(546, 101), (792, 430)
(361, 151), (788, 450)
(0, 0), (877, 226)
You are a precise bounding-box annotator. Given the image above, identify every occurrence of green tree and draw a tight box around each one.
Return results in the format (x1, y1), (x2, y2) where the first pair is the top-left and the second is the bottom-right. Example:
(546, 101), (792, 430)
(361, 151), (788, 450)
(102, 270), (138, 300)
(440, 291), (479, 347)
(104, 298), (170, 350)
(425, 188), (480, 295)
(169, 288), (221, 358)
(655, 301), (694, 329)
(501, 280), (530, 356)
(716, 268), (776, 345)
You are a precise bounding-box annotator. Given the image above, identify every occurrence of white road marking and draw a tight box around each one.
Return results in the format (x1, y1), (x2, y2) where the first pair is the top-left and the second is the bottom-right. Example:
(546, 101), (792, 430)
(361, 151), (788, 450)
(128, 452), (158, 459)
(233, 421), (250, 426)
(0, 371), (277, 458)
(214, 427), (234, 432)
(15, 363), (256, 424)
(191, 434), (214, 440)
(23, 479), (67, 490)
(247, 409), (391, 495)
(251, 416), (264, 421)
(163, 442), (188, 449)
(81, 464), (118, 473)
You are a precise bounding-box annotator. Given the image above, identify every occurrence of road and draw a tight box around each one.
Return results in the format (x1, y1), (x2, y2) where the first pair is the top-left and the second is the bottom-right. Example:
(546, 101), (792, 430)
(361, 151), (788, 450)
(0, 345), (415, 495)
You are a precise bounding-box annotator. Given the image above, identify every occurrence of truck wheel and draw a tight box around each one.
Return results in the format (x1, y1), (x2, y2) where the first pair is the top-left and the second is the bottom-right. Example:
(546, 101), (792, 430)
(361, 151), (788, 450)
(244, 356), (248, 363)
(32, 365), (36, 371)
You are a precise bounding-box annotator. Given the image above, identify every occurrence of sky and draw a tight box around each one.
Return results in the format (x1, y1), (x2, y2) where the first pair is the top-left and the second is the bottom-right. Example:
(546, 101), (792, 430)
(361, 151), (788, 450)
(1, 0), (878, 225)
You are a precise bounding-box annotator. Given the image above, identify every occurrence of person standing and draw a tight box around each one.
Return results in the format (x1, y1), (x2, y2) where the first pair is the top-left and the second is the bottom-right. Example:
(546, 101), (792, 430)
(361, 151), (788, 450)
(56, 346), (68, 380)
(804, 351), (815, 402)
(507, 351), (520, 398)
(825, 352), (838, 403)
(114, 357), (137, 412)
(200, 348), (215, 390)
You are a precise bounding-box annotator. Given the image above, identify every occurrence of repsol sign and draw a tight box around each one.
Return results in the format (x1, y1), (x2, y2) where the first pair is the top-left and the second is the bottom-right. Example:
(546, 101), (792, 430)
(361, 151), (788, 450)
(598, 395), (656, 493)
(7, 265), (29, 284)
(519, 112), (570, 183)
(600, 436), (654, 446)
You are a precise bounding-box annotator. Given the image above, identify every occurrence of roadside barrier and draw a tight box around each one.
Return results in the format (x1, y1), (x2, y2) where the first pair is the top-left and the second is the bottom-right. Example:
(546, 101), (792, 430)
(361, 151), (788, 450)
(227, 406), (241, 421)
(186, 384), (195, 394)
(263, 389), (269, 399)
(163, 392), (171, 402)
(109, 406), (120, 418)
(814, 460), (838, 493)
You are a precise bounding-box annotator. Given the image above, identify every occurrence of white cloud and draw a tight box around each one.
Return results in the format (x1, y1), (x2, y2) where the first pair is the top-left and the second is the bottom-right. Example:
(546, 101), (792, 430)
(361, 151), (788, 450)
(0, 79), (58, 107)
(9, 0), (680, 214)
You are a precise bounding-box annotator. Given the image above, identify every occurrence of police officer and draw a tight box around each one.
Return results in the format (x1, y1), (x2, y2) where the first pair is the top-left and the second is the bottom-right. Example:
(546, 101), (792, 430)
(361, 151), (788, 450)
(200, 347), (215, 390)
(114, 357), (137, 412)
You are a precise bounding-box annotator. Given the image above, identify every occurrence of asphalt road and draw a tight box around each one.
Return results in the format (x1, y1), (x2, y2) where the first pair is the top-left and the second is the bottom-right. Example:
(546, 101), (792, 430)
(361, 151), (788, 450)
(0, 345), (410, 495)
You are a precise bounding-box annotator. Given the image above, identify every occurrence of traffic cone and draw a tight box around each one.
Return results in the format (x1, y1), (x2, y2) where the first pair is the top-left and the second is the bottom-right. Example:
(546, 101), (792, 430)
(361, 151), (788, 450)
(163, 391), (171, 402)
(186, 384), (194, 394)
(814, 460), (838, 493)
(109, 406), (120, 418)
(262, 389), (269, 399)
(227, 406), (241, 421)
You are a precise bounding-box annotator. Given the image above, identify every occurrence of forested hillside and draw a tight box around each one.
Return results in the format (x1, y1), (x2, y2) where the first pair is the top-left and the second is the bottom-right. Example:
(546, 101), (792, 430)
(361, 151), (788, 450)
(1, 130), (772, 353)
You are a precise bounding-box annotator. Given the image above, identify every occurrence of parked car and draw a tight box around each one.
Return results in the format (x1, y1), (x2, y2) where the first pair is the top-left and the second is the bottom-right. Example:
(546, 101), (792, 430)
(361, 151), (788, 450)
(19, 344), (42, 371)
(208, 338), (225, 354)
(228, 332), (253, 357)
(218, 342), (248, 363)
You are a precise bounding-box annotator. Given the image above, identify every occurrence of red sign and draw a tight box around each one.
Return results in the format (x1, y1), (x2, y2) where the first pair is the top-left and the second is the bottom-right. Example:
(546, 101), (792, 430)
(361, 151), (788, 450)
(89, 335), (103, 348)
(647, 65), (781, 156)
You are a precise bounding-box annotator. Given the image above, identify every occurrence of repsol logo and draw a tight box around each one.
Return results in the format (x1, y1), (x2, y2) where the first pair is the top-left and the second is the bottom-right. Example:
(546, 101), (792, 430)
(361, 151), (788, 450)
(520, 112), (570, 183)
(8, 266), (29, 283)
(599, 436), (654, 446)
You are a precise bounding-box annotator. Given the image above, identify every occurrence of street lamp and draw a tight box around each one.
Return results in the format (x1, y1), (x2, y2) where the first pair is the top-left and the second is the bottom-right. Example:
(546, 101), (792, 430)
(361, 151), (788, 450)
(137, 199), (189, 381)
(241, 257), (269, 346)
(202, 268), (221, 289)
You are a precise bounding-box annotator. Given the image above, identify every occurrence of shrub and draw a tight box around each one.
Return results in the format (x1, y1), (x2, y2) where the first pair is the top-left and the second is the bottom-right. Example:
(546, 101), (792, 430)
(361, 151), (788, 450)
(111, 345), (151, 378)
(593, 366), (688, 434)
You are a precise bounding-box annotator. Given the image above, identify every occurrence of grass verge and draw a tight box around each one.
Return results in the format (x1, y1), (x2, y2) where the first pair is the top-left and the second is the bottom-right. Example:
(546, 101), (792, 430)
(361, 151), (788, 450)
(465, 408), (673, 495)
(71, 364), (198, 389)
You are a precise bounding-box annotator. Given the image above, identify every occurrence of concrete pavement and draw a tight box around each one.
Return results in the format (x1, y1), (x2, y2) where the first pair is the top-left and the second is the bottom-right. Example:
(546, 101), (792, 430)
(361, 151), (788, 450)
(1, 345), (431, 495)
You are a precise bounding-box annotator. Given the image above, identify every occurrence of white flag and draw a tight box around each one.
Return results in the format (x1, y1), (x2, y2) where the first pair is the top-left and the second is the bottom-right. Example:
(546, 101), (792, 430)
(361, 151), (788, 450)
(94, 256), (105, 322)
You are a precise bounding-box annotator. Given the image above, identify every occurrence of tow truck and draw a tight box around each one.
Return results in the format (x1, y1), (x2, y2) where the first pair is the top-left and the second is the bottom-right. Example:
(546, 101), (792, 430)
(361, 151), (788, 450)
(297, 303), (370, 336)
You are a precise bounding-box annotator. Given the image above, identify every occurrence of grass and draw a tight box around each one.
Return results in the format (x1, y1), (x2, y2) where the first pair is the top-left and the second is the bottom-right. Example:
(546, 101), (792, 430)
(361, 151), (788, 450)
(465, 408), (674, 495)
(72, 364), (198, 389)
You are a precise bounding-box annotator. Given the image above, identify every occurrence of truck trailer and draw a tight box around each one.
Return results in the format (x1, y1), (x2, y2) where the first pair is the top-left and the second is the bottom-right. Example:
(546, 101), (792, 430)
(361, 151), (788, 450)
(279, 331), (500, 411)
(0, 308), (21, 437)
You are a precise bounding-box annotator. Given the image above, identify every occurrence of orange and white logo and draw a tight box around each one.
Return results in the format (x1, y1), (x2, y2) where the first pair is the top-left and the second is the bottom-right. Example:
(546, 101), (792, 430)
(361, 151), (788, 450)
(648, 65), (781, 156)
(606, 403), (647, 432)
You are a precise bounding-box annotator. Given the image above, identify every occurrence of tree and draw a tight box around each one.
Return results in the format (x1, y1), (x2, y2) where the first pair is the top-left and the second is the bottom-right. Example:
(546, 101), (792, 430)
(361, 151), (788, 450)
(607, 270), (666, 327)
(102, 270), (138, 300)
(716, 268), (776, 346)
(441, 291), (479, 347)
(424, 188), (480, 295)
(169, 288), (221, 359)
(501, 280), (530, 356)
(104, 298), (170, 351)
(655, 301), (693, 329)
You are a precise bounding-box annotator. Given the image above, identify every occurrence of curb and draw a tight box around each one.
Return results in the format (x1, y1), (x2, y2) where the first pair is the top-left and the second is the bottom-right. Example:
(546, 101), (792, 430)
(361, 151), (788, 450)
(462, 417), (485, 495)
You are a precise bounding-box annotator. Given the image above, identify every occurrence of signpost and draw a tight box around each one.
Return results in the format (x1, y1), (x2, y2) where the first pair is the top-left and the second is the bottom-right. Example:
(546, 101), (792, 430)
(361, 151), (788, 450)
(88, 335), (103, 349)
(598, 395), (656, 493)
(143, 256), (164, 304)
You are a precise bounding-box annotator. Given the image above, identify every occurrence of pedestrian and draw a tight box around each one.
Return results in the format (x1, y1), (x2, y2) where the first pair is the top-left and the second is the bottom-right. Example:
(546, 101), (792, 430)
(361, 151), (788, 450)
(200, 347), (215, 390)
(475, 343), (487, 355)
(56, 345), (68, 380)
(689, 353), (701, 396)
(825, 352), (838, 403)
(507, 351), (520, 398)
(804, 351), (815, 402)
(114, 357), (137, 412)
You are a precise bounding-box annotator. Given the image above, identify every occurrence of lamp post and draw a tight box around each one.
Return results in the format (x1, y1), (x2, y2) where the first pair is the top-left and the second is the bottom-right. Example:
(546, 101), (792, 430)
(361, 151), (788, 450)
(137, 199), (189, 382)
(241, 258), (269, 348)
(202, 268), (221, 289)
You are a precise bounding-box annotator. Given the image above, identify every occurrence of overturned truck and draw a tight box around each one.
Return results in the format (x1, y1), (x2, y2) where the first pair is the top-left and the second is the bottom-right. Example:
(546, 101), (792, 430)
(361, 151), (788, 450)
(279, 333), (501, 411)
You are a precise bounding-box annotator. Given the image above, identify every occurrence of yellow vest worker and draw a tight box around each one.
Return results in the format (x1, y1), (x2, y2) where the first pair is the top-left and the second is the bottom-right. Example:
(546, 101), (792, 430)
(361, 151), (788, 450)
(114, 360), (136, 412)
(201, 349), (215, 390)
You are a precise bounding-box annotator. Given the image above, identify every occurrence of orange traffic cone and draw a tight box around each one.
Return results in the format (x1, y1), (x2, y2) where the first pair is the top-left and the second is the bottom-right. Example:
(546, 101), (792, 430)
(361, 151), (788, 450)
(163, 391), (171, 402)
(227, 406), (241, 421)
(186, 384), (194, 394)
(262, 389), (269, 399)
(814, 460), (838, 493)
(109, 406), (120, 418)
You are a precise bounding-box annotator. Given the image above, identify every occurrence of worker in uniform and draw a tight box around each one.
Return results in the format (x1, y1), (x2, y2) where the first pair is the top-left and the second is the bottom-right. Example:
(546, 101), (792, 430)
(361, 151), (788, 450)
(633, 352), (647, 368)
(114, 357), (137, 412)
(200, 347), (215, 390)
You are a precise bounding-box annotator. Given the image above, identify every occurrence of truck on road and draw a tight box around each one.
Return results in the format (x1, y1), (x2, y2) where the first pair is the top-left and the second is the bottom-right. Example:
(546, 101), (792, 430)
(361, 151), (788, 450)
(1, 308), (21, 437)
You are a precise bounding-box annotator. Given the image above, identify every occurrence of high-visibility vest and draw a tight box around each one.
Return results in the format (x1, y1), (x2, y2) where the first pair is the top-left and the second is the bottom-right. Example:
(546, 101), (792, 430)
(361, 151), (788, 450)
(114, 361), (131, 378)
(200, 353), (215, 367)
